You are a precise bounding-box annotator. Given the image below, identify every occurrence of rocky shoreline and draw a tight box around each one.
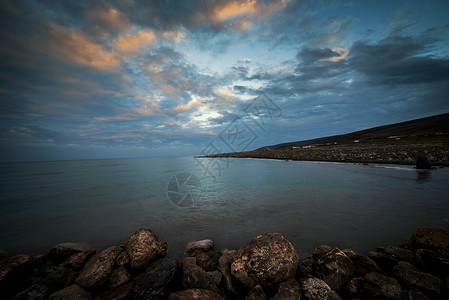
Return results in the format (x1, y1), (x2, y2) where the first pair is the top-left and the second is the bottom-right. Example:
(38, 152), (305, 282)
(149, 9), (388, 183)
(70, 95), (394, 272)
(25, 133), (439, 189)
(1, 228), (449, 299)
(200, 141), (449, 167)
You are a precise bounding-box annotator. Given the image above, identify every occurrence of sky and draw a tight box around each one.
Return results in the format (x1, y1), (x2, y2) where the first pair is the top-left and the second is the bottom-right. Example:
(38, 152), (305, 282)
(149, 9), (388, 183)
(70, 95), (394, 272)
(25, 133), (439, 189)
(1, 0), (448, 162)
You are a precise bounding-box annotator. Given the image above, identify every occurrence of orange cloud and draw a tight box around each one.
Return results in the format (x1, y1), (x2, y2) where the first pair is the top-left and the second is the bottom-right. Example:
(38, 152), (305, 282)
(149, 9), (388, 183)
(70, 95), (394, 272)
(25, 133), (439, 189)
(114, 30), (155, 54)
(174, 98), (202, 113)
(88, 7), (131, 32)
(48, 23), (120, 71)
(212, 0), (290, 23)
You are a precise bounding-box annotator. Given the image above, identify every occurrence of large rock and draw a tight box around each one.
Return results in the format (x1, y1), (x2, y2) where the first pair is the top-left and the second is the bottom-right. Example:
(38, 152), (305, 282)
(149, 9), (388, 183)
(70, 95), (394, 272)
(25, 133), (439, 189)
(0, 254), (34, 298)
(416, 248), (449, 278)
(301, 277), (341, 300)
(95, 281), (135, 300)
(393, 261), (442, 296)
(64, 249), (96, 270)
(11, 284), (49, 300)
(133, 257), (180, 300)
(125, 227), (167, 270)
(246, 284), (267, 300)
(194, 251), (221, 272)
(343, 249), (380, 275)
(416, 152), (431, 169)
(49, 243), (89, 263)
(169, 288), (225, 300)
(231, 233), (299, 290)
(369, 246), (415, 272)
(185, 239), (214, 255)
(410, 228), (449, 258)
(41, 264), (77, 293)
(271, 279), (302, 300)
(115, 250), (130, 267)
(361, 272), (402, 300)
(182, 263), (220, 293)
(109, 266), (133, 289)
(48, 284), (91, 300)
(75, 246), (121, 288)
(313, 246), (354, 290)
(297, 253), (314, 278)
(218, 250), (241, 298)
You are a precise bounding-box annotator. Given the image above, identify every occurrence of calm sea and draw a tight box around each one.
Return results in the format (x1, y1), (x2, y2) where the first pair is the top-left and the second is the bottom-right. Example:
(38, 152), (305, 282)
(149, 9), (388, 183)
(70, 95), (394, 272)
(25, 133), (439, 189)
(1, 156), (449, 258)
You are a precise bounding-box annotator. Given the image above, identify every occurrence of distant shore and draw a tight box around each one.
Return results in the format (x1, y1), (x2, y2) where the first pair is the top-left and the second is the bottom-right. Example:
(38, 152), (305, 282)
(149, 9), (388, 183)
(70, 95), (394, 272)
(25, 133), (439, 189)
(199, 141), (449, 167)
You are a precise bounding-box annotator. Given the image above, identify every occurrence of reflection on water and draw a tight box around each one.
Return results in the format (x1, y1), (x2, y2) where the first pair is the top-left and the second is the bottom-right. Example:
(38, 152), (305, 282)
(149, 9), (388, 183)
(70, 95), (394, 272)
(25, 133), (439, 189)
(1, 157), (449, 258)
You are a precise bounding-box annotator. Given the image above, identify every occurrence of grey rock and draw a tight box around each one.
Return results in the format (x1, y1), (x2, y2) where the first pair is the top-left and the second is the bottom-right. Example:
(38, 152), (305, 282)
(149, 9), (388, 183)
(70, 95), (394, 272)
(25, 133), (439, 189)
(301, 277), (341, 300)
(313, 246), (354, 290)
(183, 263), (220, 293)
(109, 266), (133, 289)
(169, 288), (225, 300)
(393, 261), (442, 296)
(125, 227), (167, 270)
(186, 239), (214, 255)
(218, 249), (241, 298)
(246, 284), (267, 300)
(75, 246), (121, 288)
(361, 272), (402, 300)
(133, 257), (180, 300)
(231, 233), (300, 289)
(207, 270), (223, 287)
(48, 284), (91, 300)
(11, 284), (49, 300)
(271, 278), (302, 300)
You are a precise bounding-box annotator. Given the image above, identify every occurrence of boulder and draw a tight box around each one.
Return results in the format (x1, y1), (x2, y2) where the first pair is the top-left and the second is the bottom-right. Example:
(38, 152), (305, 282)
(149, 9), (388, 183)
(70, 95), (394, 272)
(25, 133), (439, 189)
(49, 243), (89, 263)
(185, 239), (214, 255)
(416, 152), (431, 169)
(75, 246), (121, 288)
(246, 284), (267, 300)
(182, 256), (197, 268)
(125, 227), (167, 270)
(231, 233), (299, 290)
(343, 250), (380, 275)
(133, 257), (180, 300)
(115, 250), (130, 267)
(11, 283), (49, 300)
(313, 246), (354, 290)
(416, 248), (449, 278)
(41, 264), (77, 293)
(48, 284), (91, 300)
(301, 277), (341, 300)
(297, 253), (314, 278)
(410, 228), (449, 258)
(344, 276), (362, 298)
(271, 278), (302, 300)
(195, 251), (221, 272)
(361, 272), (402, 300)
(218, 249), (241, 298)
(392, 261), (442, 296)
(109, 266), (133, 289)
(65, 249), (96, 270)
(207, 270), (223, 287)
(369, 246), (415, 272)
(95, 281), (135, 300)
(169, 288), (225, 300)
(0, 254), (35, 298)
(182, 263), (220, 293)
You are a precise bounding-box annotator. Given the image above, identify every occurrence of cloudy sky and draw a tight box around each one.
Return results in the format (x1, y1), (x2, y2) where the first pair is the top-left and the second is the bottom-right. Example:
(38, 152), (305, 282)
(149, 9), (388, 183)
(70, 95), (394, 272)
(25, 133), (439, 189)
(1, 0), (448, 161)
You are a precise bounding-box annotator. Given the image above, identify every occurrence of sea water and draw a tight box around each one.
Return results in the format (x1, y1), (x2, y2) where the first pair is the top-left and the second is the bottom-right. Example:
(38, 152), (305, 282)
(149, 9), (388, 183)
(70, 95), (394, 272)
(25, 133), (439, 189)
(1, 156), (448, 258)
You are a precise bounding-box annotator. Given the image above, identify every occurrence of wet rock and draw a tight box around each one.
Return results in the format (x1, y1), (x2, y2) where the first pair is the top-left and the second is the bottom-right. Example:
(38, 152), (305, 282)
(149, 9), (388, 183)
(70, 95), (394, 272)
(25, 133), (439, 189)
(0, 254), (34, 298)
(343, 250), (380, 275)
(218, 249), (241, 298)
(271, 278), (301, 300)
(416, 248), (449, 278)
(246, 284), (267, 300)
(115, 250), (130, 267)
(48, 284), (91, 300)
(75, 246), (121, 288)
(410, 228), (449, 258)
(182, 256), (197, 268)
(95, 281), (134, 300)
(207, 270), (224, 287)
(109, 266), (133, 289)
(186, 239), (214, 255)
(393, 261), (442, 296)
(231, 233), (300, 290)
(11, 284), (49, 300)
(133, 257), (180, 300)
(369, 246), (415, 272)
(182, 263), (220, 293)
(407, 290), (430, 300)
(301, 277), (341, 300)
(49, 243), (88, 263)
(313, 246), (354, 290)
(416, 152), (431, 169)
(361, 272), (402, 300)
(41, 264), (77, 293)
(125, 227), (167, 270)
(65, 249), (96, 270)
(169, 288), (225, 300)
(297, 253), (314, 278)
(195, 251), (221, 272)
(344, 276), (362, 298)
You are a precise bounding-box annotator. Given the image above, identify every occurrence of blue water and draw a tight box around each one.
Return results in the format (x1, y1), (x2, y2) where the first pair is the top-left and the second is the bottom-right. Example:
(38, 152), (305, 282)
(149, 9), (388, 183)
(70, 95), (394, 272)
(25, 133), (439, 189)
(1, 157), (449, 258)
